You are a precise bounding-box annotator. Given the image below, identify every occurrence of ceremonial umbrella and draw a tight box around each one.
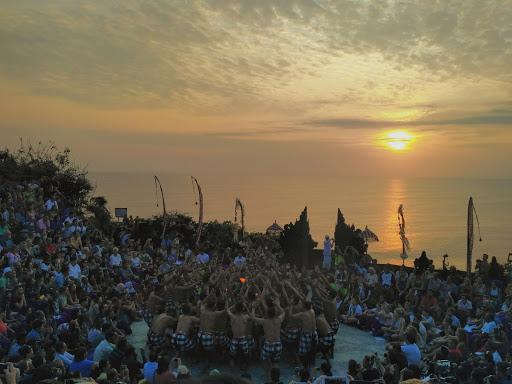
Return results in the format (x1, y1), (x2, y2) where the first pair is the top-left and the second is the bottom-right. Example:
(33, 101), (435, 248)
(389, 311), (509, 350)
(362, 226), (379, 243)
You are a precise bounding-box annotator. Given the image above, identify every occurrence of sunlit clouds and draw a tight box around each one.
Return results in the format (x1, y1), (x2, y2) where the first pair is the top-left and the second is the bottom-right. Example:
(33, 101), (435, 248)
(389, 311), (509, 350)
(0, 1), (511, 176)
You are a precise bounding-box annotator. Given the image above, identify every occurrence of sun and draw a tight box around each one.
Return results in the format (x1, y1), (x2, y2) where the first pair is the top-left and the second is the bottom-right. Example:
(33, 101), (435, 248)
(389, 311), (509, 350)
(383, 131), (414, 152)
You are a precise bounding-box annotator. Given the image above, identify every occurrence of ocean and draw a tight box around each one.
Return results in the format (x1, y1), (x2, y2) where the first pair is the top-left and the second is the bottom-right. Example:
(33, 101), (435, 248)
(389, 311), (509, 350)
(90, 172), (512, 269)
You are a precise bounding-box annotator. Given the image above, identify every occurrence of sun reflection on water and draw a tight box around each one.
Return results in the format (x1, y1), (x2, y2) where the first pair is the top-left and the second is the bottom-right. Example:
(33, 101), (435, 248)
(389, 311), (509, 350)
(378, 178), (413, 266)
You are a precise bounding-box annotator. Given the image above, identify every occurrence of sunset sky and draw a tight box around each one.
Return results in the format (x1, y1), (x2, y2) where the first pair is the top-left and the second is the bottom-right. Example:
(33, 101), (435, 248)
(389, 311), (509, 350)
(1, 1), (511, 177)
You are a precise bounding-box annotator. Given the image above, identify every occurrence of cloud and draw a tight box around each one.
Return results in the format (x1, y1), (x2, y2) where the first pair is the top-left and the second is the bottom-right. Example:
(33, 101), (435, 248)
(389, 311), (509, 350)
(0, 0), (511, 110)
(308, 110), (512, 130)
(307, 118), (390, 129)
(432, 114), (512, 126)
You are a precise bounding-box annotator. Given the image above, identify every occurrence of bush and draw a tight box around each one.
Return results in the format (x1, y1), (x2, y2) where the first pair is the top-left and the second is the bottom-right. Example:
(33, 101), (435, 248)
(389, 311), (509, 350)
(0, 140), (92, 208)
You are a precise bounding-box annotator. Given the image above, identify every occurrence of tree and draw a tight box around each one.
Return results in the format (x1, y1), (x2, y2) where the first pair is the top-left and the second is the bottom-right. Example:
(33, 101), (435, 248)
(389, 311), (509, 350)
(127, 213), (196, 248)
(201, 220), (237, 251)
(280, 207), (317, 268)
(334, 209), (366, 264)
(0, 141), (92, 208)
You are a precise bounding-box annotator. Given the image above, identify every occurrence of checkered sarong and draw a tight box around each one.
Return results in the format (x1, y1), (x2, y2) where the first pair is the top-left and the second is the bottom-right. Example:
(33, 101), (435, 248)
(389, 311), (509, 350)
(172, 332), (194, 352)
(198, 330), (215, 350)
(260, 340), (282, 362)
(148, 331), (166, 346)
(229, 336), (251, 356)
(298, 331), (318, 355)
(318, 332), (335, 350)
(281, 327), (299, 343)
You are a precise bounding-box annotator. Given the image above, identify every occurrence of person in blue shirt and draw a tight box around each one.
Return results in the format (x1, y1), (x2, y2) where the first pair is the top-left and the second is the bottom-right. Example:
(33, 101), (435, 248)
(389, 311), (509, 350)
(54, 341), (74, 368)
(445, 308), (461, 328)
(54, 267), (65, 288)
(93, 331), (115, 362)
(25, 320), (44, 343)
(479, 313), (497, 334)
(7, 333), (24, 359)
(143, 350), (159, 383)
(399, 331), (422, 367)
(69, 347), (96, 377)
(87, 319), (105, 348)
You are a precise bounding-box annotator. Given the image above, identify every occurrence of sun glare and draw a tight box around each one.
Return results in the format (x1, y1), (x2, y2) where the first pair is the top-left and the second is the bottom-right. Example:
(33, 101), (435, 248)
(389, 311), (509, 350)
(383, 131), (414, 152)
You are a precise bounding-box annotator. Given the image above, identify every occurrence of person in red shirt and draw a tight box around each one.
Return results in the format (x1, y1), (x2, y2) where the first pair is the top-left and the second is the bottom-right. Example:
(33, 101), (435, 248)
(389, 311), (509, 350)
(44, 238), (57, 255)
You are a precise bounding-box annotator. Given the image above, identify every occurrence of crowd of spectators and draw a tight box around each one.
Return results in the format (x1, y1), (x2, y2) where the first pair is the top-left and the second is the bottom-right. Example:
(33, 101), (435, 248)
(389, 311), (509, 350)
(1, 178), (512, 384)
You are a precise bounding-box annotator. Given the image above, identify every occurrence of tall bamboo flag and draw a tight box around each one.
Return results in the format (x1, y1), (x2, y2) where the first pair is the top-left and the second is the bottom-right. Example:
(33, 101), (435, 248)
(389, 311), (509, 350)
(467, 197), (482, 276)
(398, 204), (410, 257)
(234, 198), (245, 241)
(154, 175), (168, 239)
(191, 176), (204, 247)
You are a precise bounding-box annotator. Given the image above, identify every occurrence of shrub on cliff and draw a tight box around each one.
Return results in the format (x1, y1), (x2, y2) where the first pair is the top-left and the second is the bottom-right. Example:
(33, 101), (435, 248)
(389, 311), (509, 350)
(0, 141), (92, 208)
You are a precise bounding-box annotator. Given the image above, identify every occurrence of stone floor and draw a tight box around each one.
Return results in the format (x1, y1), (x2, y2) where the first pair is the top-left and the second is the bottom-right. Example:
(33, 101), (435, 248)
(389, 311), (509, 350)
(127, 321), (386, 382)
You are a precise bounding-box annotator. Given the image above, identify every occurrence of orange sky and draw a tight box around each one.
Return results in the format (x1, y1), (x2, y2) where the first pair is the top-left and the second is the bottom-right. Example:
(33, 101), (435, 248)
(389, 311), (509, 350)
(1, 1), (511, 177)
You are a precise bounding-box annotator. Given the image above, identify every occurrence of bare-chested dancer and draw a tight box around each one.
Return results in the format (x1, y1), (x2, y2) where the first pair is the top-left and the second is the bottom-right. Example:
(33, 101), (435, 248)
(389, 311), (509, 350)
(315, 306), (334, 361)
(280, 285), (302, 364)
(149, 312), (176, 348)
(213, 298), (229, 351)
(289, 300), (317, 368)
(144, 288), (165, 327)
(172, 304), (199, 355)
(251, 301), (285, 378)
(227, 301), (252, 371)
(198, 296), (226, 370)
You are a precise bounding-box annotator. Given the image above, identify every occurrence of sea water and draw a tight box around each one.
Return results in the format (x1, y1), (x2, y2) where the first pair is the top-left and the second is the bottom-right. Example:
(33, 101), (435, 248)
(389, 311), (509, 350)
(90, 172), (512, 269)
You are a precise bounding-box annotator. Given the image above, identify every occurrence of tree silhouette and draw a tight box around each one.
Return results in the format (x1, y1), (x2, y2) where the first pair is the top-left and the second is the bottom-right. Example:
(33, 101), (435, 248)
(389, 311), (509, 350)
(334, 209), (366, 264)
(280, 206), (317, 268)
(86, 196), (112, 235)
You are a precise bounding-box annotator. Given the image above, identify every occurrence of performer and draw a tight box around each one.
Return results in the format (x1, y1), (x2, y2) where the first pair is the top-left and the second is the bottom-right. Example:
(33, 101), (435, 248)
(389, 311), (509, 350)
(251, 302), (285, 378)
(227, 301), (253, 371)
(198, 296), (225, 371)
(172, 304), (198, 355)
(322, 235), (335, 270)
